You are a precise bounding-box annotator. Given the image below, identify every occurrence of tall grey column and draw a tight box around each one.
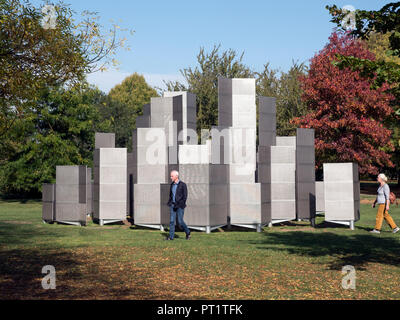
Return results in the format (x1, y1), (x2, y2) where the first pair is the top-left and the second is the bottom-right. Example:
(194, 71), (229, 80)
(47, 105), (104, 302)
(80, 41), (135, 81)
(296, 128), (316, 225)
(93, 148), (127, 225)
(133, 128), (170, 229)
(218, 78), (268, 231)
(55, 166), (87, 226)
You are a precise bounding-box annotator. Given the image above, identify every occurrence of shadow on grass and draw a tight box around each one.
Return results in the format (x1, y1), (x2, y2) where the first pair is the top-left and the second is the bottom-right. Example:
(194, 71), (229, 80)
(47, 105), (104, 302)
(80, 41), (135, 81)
(0, 222), (189, 299)
(247, 231), (400, 271)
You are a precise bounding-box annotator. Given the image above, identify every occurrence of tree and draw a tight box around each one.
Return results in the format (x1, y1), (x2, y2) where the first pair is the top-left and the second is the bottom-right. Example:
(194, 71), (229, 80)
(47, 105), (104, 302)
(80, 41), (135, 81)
(292, 32), (395, 176)
(327, 3), (400, 183)
(104, 73), (158, 149)
(257, 61), (309, 136)
(0, 83), (110, 197)
(165, 45), (254, 132)
(0, 0), (129, 140)
(326, 3), (400, 114)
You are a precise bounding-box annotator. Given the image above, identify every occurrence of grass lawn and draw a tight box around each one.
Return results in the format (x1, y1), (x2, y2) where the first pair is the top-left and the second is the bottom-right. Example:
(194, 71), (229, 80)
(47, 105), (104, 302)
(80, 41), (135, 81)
(1, 195), (400, 300)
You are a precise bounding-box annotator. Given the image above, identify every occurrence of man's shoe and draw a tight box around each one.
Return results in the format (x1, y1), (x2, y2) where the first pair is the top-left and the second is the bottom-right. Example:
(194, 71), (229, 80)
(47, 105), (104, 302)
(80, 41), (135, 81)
(370, 229), (381, 234)
(186, 233), (191, 240)
(393, 227), (400, 234)
(165, 237), (174, 241)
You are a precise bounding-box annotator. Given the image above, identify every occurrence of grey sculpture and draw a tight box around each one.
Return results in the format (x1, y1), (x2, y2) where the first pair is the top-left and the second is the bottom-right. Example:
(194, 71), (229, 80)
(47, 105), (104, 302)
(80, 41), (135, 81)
(217, 78), (269, 231)
(55, 165), (87, 226)
(323, 163), (360, 230)
(93, 148), (127, 225)
(42, 183), (56, 223)
(296, 128), (316, 226)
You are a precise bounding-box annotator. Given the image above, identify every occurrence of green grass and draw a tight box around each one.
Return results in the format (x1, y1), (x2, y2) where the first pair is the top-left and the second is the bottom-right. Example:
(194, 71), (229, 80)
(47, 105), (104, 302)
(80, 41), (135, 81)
(1, 197), (400, 300)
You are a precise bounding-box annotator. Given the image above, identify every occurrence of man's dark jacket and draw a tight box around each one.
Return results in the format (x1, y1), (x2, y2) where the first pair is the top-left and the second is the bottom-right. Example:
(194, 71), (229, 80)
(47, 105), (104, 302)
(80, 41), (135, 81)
(167, 181), (188, 209)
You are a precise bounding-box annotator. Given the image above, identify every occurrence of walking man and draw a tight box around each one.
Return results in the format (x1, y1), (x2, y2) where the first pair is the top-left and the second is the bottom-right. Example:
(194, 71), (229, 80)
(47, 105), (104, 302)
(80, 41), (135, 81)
(166, 170), (191, 240)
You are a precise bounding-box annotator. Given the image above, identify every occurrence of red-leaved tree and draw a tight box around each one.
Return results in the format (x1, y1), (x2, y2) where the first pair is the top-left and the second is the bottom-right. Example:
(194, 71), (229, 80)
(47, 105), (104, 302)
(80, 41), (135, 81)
(292, 32), (395, 176)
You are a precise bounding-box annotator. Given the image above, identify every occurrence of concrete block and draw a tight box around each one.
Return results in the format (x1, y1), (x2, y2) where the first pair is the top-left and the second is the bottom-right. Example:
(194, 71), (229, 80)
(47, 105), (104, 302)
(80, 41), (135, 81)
(316, 181), (325, 212)
(163, 91), (197, 145)
(86, 168), (92, 214)
(230, 183), (261, 205)
(229, 164), (256, 183)
(270, 201), (296, 220)
(276, 136), (296, 147)
(178, 143), (210, 164)
(136, 164), (168, 184)
(95, 132), (115, 149)
(179, 164), (229, 185)
(133, 183), (170, 226)
(42, 184), (55, 222)
(55, 166), (87, 225)
(228, 182), (270, 226)
(93, 148), (127, 223)
(323, 163), (360, 222)
(296, 128), (314, 146)
(135, 115), (150, 128)
(296, 128), (316, 220)
(218, 78), (257, 129)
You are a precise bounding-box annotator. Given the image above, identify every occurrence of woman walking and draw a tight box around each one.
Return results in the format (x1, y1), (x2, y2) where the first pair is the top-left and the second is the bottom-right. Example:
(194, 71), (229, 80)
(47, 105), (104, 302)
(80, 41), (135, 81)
(370, 173), (399, 234)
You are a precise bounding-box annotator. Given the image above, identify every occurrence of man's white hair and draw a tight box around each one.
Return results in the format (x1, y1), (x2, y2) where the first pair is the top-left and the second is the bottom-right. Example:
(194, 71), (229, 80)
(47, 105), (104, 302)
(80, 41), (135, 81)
(171, 170), (179, 177)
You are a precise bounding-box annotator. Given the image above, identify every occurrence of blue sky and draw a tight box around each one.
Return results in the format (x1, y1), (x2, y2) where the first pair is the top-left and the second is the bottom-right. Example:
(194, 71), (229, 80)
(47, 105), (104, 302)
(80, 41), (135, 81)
(33, 0), (388, 92)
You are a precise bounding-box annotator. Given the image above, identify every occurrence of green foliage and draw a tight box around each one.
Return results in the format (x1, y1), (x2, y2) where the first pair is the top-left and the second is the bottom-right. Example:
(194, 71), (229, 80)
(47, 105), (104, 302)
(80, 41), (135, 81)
(104, 73), (158, 149)
(165, 45), (254, 132)
(0, 0), (130, 139)
(0, 83), (110, 196)
(256, 61), (308, 136)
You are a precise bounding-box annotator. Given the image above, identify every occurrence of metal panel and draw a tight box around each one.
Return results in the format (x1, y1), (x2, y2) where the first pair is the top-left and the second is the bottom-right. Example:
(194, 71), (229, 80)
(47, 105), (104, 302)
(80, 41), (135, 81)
(42, 183), (55, 222)
(95, 132), (115, 149)
(323, 163), (360, 222)
(93, 148), (127, 223)
(55, 166), (87, 225)
(296, 128), (316, 220)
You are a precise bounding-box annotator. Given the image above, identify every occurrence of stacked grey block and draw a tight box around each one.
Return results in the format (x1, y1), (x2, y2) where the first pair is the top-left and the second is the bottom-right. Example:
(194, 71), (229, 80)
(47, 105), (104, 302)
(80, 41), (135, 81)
(55, 166), (87, 226)
(42, 183), (56, 223)
(86, 168), (93, 215)
(127, 152), (137, 218)
(135, 104), (151, 128)
(315, 181), (325, 213)
(95, 132), (115, 149)
(133, 93), (198, 230)
(179, 141), (229, 233)
(323, 163), (360, 230)
(218, 78), (268, 231)
(163, 91), (197, 145)
(93, 148), (127, 225)
(259, 145), (296, 224)
(133, 127), (169, 230)
(258, 97), (277, 147)
(296, 128), (316, 225)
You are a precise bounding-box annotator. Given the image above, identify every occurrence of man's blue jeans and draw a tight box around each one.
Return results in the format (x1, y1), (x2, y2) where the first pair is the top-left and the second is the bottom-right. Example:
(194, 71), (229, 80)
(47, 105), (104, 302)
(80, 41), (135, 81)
(169, 206), (190, 239)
